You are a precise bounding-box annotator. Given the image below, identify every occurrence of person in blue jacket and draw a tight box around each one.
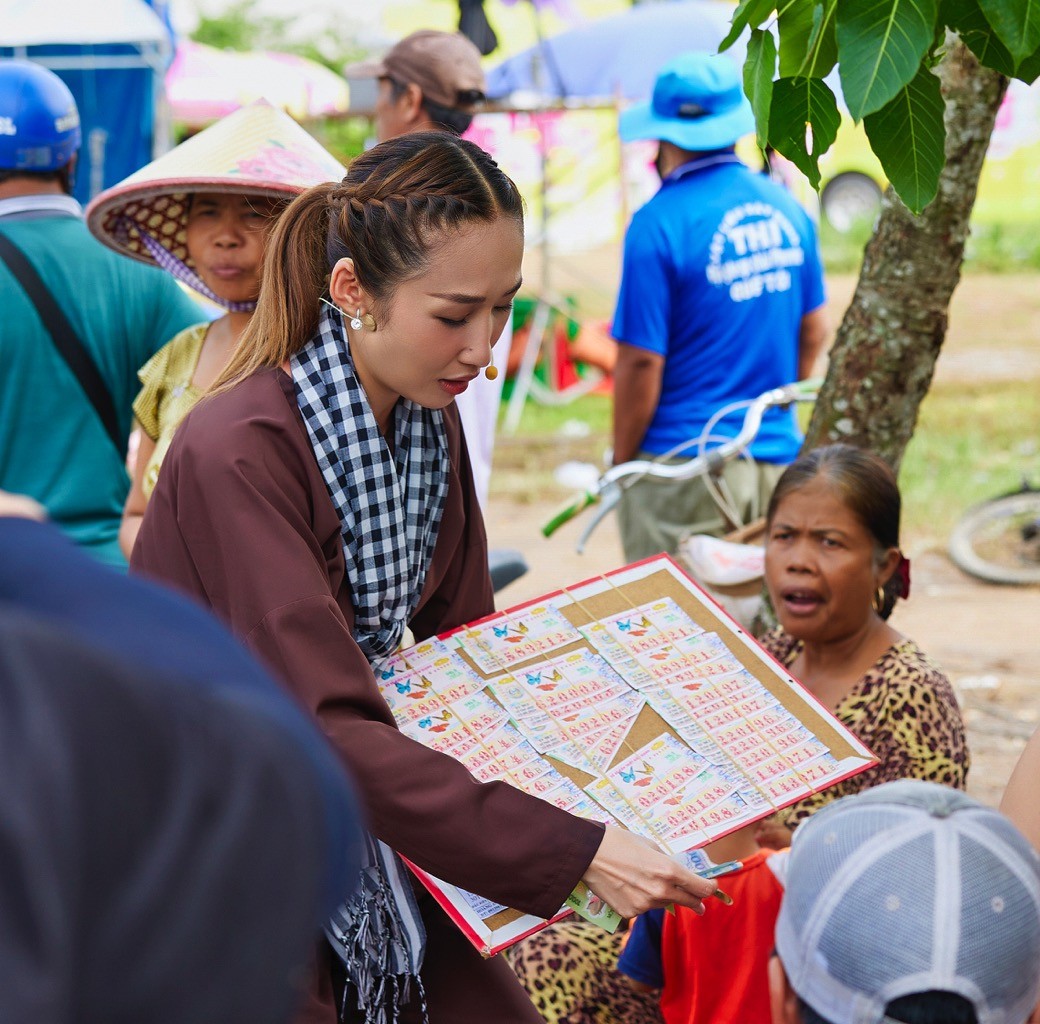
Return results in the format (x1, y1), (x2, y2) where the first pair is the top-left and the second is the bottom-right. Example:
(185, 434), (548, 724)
(0, 489), (363, 1024)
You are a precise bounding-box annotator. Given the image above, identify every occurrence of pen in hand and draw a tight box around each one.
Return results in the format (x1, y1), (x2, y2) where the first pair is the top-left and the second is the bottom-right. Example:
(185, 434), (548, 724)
(666, 859), (741, 912)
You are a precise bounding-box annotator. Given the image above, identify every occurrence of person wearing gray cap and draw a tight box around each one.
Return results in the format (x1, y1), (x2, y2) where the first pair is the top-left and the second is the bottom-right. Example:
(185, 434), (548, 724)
(770, 779), (1040, 1024)
(346, 30), (487, 145)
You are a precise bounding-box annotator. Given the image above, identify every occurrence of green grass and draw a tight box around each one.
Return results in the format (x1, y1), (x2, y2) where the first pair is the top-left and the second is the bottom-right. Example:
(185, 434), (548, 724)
(900, 379), (1040, 545)
(492, 394), (612, 505)
(818, 217), (1040, 276)
(501, 392), (612, 436)
(819, 218), (875, 274)
(963, 223), (1040, 273)
(490, 382), (1040, 547)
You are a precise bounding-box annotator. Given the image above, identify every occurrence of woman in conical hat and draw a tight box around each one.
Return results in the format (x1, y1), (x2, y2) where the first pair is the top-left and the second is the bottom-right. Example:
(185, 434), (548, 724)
(86, 100), (346, 557)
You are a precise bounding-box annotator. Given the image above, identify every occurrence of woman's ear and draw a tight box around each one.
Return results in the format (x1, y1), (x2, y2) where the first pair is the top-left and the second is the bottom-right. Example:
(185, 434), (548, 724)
(877, 546), (902, 588)
(329, 258), (371, 313)
(400, 82), (425, 125)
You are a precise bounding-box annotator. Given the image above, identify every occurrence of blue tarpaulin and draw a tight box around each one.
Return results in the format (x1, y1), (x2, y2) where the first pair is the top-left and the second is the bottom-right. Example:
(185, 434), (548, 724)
(486, 0), (744, 102)
(0, 0), (171, 204)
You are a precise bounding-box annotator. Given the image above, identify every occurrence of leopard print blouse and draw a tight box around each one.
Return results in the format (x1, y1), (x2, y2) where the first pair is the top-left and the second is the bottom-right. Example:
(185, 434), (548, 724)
(505, 919), (663, 1024)
(762, 629), (970, 829)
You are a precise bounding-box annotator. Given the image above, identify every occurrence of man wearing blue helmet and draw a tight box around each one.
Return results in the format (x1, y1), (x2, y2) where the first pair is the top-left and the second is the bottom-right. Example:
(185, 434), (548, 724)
(611, 53), (829, 562)
(0, 60), (200, 568)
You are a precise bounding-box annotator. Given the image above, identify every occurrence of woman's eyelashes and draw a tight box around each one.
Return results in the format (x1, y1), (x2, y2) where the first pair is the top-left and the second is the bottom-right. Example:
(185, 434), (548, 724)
(437, 303), (514, 328)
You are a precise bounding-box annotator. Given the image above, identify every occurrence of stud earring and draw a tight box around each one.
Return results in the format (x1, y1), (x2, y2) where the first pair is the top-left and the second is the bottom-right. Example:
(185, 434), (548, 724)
(484, 349), (499, 381)
(349, 309), (363, 331)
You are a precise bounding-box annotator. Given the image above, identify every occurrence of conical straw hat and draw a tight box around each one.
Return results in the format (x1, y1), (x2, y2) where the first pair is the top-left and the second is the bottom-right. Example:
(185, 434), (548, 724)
(86, 99), (347, 269)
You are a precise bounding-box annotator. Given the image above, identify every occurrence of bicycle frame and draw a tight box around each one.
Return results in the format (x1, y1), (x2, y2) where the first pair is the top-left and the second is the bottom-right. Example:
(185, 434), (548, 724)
(542, 379), (821, 553)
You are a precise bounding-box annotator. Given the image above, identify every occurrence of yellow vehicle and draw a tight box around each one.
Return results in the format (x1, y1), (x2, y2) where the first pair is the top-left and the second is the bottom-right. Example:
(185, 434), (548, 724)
(812, 78), (1040, 231)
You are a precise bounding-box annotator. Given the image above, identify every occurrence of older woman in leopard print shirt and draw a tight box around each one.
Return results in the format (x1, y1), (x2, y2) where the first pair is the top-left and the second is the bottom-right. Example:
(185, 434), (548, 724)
(755, 444), (968, 848)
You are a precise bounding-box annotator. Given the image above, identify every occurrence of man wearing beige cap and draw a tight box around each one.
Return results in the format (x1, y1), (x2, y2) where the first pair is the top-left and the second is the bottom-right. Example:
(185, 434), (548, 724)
(346, 29), (487, 145)
(347, 30), (508, 513)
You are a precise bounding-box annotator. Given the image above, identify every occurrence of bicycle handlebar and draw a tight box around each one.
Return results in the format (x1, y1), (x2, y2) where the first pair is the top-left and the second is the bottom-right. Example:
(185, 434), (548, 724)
(541, 379), (822, 543)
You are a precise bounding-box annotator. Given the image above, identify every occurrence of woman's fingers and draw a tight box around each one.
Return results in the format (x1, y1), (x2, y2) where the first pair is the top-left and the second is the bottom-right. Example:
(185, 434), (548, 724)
(581, 826), (723, 919)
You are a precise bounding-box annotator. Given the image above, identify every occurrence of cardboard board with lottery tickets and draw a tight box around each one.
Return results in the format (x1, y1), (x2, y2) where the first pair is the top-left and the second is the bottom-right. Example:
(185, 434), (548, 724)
(378, 555), (876, 956)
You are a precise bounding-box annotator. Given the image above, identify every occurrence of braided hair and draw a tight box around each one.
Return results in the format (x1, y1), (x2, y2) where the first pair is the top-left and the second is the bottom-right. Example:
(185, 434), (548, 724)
(212, 131), (523, 393)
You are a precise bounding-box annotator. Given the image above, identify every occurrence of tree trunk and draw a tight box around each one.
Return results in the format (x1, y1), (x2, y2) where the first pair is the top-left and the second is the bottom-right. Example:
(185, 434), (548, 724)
(802, 40), (1008, 471)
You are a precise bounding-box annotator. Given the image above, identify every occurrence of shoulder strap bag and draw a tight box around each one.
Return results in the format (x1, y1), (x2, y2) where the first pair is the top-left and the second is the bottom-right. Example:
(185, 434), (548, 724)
(0, 232), (122, 454)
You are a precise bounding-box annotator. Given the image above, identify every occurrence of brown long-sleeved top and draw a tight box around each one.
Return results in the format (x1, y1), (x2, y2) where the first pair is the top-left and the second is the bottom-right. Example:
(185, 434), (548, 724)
(133, 367), (603, 922)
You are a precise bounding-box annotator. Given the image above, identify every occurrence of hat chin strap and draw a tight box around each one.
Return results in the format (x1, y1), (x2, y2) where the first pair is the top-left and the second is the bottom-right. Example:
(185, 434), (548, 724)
(135, 227), (257, 313)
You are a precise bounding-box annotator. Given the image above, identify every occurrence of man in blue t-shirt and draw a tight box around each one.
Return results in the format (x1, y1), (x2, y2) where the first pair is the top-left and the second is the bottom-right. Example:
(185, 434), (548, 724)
(611, 53), (828, 562)
(0, 61), (200, 568)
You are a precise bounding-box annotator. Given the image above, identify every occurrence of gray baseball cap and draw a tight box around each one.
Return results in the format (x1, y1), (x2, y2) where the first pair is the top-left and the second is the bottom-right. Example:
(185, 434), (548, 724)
(776, 780), (1040, 1024)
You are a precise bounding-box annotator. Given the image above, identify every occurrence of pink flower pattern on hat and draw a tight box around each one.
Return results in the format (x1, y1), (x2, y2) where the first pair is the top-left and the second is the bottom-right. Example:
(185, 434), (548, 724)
(232, 141), (340, 184)
(85, 101), (347, 277)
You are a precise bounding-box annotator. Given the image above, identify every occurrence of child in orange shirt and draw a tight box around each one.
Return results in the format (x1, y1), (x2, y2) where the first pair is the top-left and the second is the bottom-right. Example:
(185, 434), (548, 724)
(618, 828), (787, 1024)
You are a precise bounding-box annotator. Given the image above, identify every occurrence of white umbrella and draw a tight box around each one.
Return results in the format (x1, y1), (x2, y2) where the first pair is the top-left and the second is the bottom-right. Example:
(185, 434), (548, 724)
(0, 0), (166, 47)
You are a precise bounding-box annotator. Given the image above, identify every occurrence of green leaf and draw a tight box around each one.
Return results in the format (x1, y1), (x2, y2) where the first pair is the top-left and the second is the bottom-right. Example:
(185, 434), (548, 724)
(942, 0), (1016, 74)
(804, 0), (840, 75)
(720, 0), (776, 53)
(779, 0), (838, 77)
(863, 62), (946, 213)
(767, 76), (841, 188)
(1017, 41), (1040, 80)
(837, 0), (940, 120)
(978, 0), (1040, 64)
(746, 28), (778, 148)
(779, 2), (816, 74)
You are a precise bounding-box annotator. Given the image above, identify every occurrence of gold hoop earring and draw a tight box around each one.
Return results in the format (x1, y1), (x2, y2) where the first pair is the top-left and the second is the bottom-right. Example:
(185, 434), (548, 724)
(484, 348), (499, 381)
(873, 585), (886, 614)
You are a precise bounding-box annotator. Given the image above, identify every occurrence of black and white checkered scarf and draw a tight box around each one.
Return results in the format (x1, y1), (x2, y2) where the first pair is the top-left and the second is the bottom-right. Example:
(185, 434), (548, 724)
(291, 304), (449, 1023)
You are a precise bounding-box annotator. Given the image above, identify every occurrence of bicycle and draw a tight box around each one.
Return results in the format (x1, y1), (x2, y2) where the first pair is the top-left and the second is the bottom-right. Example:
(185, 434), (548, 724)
(948, 482), (1040, 585)
(542, 379), (821, 551)
(540, 380), (820, 627)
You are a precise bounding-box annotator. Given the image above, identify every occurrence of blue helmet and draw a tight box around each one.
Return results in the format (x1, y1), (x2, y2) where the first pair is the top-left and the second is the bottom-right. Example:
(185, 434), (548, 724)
(0, 60), (81, 172)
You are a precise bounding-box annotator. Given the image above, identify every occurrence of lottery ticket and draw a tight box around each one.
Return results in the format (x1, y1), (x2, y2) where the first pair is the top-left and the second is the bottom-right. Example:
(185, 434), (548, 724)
(458, 604), (578, 671)
(674, 631), (732, 664)
(792, 753), (843, 785)
(449, 690), (511, 736)
(584, 777), (667, 843)
(640, 598), (707, 644)
(400, 636), (460, 674)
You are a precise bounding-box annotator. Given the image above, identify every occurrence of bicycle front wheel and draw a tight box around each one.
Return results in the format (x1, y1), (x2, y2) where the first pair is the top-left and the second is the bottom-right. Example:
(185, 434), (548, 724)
(948, 491), (1040, 585)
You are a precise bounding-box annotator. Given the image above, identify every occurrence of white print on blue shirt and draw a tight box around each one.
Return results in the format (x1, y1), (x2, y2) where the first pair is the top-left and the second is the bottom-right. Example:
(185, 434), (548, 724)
(705, 202), (805, 303)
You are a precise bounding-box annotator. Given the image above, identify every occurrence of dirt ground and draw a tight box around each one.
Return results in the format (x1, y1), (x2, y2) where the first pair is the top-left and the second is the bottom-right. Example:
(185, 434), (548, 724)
(484, 271), (1040, 809)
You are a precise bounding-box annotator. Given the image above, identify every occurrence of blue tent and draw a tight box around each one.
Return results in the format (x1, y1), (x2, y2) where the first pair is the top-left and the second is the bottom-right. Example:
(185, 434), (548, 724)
(0, 0), (171, 204)
(486, 0), (744, 103)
